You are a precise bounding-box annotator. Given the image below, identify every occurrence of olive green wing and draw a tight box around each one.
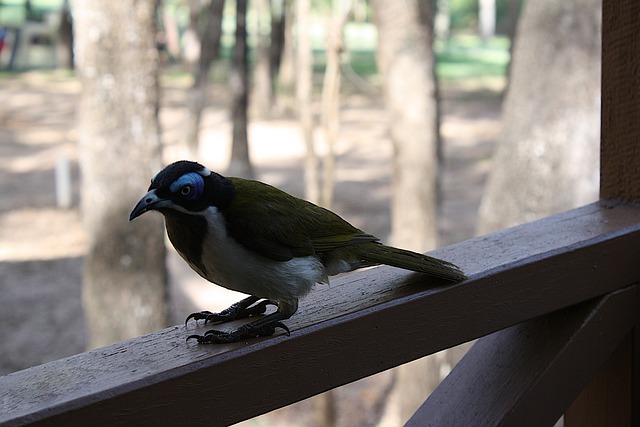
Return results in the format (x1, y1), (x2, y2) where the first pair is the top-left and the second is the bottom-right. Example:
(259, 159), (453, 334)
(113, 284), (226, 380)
(222, 178), (378, 262)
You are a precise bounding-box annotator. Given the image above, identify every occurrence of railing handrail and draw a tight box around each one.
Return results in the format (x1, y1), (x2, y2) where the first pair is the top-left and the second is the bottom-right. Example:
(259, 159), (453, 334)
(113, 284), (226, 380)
(1, 201), (639, 426)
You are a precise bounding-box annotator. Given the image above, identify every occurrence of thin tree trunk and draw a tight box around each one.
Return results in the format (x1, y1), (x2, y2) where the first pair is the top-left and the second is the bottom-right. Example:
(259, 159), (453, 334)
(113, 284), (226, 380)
(162, 6), (181, 60)
(183, 0), (202, 71)
(479, 0), (496, 41)
(56, 0), (73, 69)
(228, 0), (254, 178)
(319, 0), (350, 209)
(277, 0), (296, 114)
(270, 0), (287, 90)
(253, 0), (274, 117)
(73, 0), (167, 349)
(296, 0), (319, 203)
(184, 0), (225, 157)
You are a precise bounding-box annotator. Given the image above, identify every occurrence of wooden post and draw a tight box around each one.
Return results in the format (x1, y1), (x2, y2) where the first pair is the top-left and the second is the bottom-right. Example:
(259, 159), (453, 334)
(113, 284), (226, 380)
(567, 0), (640, 425)
(599, 0), (640, 202)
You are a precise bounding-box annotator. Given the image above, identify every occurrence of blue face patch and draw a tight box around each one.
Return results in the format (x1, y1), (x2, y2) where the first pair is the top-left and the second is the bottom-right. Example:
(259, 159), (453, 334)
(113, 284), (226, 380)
(170, 172), (204, 201)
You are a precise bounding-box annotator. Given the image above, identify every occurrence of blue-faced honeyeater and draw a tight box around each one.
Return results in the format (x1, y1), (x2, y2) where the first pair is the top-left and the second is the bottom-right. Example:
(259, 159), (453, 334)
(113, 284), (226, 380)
(129, 160), (466, 344)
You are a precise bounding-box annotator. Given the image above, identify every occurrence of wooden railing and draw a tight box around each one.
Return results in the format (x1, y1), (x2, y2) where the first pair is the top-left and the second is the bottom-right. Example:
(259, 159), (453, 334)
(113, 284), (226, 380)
(1, 0), (639, 425)
(0, 202), (638, 426)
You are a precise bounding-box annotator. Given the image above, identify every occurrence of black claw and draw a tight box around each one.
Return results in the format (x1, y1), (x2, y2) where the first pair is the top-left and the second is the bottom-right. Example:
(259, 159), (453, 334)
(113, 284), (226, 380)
(186, 334), (207, 343)
(185, 311), (215, 326)
(186, 321), (290, 344)
(185, 299), (278, 327)
(203, 313), (227, 325)
(272, 322), (290, 336)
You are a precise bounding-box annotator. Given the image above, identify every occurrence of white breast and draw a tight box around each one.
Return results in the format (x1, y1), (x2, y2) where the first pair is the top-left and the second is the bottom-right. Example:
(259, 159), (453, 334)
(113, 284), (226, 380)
(178, 207), (327, 307)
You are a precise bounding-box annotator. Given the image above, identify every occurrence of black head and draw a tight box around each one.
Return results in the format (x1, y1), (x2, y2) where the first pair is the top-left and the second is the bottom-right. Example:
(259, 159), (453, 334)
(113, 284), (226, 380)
(129, 160), (235, 220)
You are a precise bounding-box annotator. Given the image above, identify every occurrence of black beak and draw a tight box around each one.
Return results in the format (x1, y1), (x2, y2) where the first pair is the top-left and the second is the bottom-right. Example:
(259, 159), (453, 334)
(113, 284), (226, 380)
(129, 190), (165, 221)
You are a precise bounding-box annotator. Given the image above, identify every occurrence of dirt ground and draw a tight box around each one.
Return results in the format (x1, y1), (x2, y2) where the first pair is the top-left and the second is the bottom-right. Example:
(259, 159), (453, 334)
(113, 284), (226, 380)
(0, 71), (502, 426)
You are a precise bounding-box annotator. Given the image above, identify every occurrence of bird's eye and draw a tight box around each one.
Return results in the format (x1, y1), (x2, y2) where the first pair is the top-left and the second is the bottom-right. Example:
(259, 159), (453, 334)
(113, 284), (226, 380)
(170, 172), (204, 201)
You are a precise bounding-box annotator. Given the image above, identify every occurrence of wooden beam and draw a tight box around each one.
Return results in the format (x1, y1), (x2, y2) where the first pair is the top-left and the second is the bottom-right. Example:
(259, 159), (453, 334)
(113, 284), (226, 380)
(406, 286), (637, 426)
(1, 203), (639, 426)
(576, 0), (640, 424)
(600, 0), (640, 203)
(565, 335), (633, 427)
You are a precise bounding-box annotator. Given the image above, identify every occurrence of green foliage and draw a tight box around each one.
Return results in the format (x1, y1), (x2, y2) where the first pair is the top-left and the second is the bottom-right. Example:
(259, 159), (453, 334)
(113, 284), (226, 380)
(450, 0), (479, 31)
(0, 0), (63, 25)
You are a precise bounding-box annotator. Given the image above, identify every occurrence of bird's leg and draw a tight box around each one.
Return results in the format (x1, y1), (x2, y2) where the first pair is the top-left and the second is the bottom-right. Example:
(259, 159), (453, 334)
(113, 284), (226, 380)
(186, 311), (291, 344)
(185, 295), (277, 326)
(187, 299), (297, 344)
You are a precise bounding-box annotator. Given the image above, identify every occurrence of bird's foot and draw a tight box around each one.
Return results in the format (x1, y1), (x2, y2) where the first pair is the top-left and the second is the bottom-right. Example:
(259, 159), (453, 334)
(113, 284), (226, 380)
(185, 298), (277, 326)
(186, 321), (290, 344)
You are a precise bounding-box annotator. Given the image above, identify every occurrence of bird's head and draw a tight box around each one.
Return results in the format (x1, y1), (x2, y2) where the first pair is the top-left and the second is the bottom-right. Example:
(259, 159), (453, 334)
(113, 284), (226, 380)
(129, 160), (234, 220)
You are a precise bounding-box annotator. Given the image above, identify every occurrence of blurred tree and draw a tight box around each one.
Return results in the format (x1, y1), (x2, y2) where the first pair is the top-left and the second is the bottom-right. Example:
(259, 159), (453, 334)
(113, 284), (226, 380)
(73, 0), (168, 349)
(253, 0), (274, 117)
(479, 0), (496, 40)
(160, 4), (181, 60)
(503, 0), (523, 39)
(277, 0), (296, 113)
(269, 0), (287, 92)
(478, 0), (601, 235)
(372, 0), (443, 423)
(296, 0), (320, 203)
(183, 0), (205, 71)
(319, 0), (350, 209)
(373, 0), (439, 254)
(183, 0), (225, 156)
(433, 0), (451, 39)
(56, 0), (73, 69)
(227, 0), (254, 178)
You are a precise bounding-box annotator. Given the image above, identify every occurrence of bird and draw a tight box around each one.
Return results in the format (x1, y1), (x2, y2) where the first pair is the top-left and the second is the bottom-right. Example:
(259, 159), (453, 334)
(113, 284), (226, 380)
(129, 160), (466, 344)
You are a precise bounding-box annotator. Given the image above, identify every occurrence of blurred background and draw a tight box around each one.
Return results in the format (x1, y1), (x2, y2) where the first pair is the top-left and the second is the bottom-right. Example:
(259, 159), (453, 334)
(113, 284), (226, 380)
(0, 0), (601, 425)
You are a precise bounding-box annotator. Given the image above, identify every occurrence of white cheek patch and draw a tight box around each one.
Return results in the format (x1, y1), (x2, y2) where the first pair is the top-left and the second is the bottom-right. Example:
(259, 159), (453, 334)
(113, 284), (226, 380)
(197, 167), (212, 177)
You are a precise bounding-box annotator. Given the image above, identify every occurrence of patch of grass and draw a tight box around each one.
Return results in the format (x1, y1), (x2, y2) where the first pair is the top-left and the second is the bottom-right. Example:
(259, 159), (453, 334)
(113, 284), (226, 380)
(436, 35), (511, 81)
(334, 30), (510, 83)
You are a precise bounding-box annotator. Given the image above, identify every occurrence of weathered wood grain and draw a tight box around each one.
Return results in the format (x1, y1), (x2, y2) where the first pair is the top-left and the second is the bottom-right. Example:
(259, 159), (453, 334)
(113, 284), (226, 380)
(600, 0), (640, 202)
(1, 202), (639, 426)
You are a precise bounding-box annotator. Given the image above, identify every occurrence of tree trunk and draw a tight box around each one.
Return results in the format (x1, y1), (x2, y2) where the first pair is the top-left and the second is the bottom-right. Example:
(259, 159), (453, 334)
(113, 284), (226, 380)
(183, 0), (203, 71)
(161, 6), (181, 60)
(184, 0), (225, 156)
(277, 0), (296, 114)
(372, 0), (442, 423)
(227, 0), (254, 178)
(296, 0), (319, 203)
(319, 0), (350, 209)
(373, 0), (440, 253)
(253, 0), (274, 117)
(477, 0), (601, 235)
(433, 0), (450, 39)
(479, 0), (496, 41)
(56, 0), (73, 69)
(270, 0), (286, 89)
(73, 0), (167, 349)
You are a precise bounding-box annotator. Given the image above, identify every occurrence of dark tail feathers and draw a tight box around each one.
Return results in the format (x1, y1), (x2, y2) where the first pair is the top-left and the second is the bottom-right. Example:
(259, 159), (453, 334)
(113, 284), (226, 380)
(362, 244), (467, 282)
